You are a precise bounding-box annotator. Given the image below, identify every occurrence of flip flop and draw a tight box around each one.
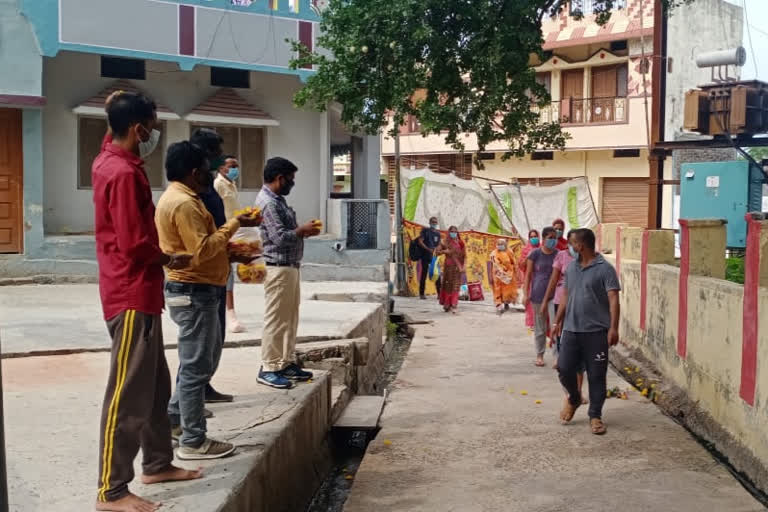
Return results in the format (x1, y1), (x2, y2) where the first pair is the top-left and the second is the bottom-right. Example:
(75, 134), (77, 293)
(590, 418), (607, 435)
(535, 360), (546, 367)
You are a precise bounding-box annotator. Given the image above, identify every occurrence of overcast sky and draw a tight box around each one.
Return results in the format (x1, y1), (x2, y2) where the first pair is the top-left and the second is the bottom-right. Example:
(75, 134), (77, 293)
(724, 0), (768, 80)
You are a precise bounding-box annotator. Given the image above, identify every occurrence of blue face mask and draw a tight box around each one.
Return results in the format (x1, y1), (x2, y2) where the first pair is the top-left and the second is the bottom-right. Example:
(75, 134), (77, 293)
(227, 167), (240, 181)
(449, 232), (458, 239)
(568, 245), (578, 258)
(430, 223), (438, 229)
(544, 238), (557, 250)
(556, 229), (564, 238)
(530, 237), (540, 246)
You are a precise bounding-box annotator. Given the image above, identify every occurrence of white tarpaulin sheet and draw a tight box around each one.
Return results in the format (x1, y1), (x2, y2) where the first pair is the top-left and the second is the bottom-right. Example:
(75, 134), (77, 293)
(400, 168), (516, 235)
(399, 167), (598, 240)
(491, 179), (599, 239)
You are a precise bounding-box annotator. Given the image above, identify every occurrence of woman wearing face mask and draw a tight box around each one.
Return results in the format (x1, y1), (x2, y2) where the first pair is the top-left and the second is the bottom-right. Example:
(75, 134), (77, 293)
(540, 231), (587, 403)
(214, 156), (247, 333)
(524, 226), (559, 367)
(490, 238), (518, 315)
(518, 230), (540, 331)
(435, 226), (466, 314)
(553, 218), (569, 251)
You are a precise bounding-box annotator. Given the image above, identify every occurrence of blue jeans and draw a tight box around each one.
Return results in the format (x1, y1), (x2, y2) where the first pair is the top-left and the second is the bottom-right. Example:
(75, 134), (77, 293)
(166, 282), (221, 447)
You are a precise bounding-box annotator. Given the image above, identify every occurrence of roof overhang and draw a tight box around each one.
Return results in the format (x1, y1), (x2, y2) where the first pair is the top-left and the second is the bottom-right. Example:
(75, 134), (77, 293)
(71, 80), (180, 120)
(184, 88), (279, 127)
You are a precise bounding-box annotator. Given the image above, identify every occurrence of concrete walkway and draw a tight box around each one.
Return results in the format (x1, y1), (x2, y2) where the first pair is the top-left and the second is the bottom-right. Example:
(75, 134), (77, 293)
(344, 299), (764, 512)
(4, 346), (332, 511)
(0, 282), (386, 356)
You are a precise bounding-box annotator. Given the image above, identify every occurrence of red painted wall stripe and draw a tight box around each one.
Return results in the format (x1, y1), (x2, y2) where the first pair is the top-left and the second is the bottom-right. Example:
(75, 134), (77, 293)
(640, 230), (649, 331)
(179, 5), (195, 57)
(298, 21), (313, 69)
(677, 220), (690, 358)
(615, 226), (622, 283)
(740, 215), (760, 406)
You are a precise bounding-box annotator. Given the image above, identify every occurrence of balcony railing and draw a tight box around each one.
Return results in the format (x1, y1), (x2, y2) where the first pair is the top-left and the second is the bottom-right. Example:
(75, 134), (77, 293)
(533, 97), (628, 125)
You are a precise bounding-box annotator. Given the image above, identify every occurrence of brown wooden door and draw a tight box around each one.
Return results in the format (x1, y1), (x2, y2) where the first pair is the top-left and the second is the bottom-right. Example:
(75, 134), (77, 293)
(561, 69), (584, 123)
(561, 69), (584, 99)
(601, 177), (648, 228)
(592, 65), (618, 98)
(0, 109), (23, 253)
(591, 65), (619, 122)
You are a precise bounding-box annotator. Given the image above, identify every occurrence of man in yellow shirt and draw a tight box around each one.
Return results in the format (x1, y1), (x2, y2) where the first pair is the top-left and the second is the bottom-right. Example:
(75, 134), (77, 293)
(213, 155), (246, 333)
(155, 141), (259, 460)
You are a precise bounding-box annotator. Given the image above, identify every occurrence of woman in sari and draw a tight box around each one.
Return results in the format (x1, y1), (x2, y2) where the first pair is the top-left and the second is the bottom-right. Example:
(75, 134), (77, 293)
(490, 238), (518, 315)
(436, 225), (466, 313)
(518, 229), (540, 330)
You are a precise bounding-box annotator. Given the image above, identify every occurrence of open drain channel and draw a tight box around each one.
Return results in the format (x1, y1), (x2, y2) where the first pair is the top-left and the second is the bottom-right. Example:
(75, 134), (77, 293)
(305, 314), (414, 512)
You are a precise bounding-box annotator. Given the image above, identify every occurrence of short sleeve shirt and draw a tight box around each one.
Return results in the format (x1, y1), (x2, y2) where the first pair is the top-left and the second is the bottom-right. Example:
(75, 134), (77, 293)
(563, 254), (621, 333)
(527, 248), (558, 304)
(420, 228), (442, 252)
(552, 250), (574, 305)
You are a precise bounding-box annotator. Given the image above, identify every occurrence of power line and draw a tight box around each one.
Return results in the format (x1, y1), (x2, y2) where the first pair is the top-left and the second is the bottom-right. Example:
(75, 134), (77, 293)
(748, 23), (768, 39)
(743, 0), (759, 79)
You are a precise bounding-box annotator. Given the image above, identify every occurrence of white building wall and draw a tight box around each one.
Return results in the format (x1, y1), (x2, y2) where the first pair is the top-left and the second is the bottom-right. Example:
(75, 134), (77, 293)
(42, 51), (327, 234)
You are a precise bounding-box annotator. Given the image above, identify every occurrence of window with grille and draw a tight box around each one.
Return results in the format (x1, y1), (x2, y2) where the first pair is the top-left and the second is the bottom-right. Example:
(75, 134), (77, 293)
(192, 125), (265, 190)
(346, 202), (379, 250)
(571, 0), (626, 15)
(78, 117), (165, 189)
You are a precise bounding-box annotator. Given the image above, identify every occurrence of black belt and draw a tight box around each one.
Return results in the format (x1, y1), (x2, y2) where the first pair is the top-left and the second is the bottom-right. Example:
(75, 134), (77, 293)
(165, 281), (223, 293)
(265, 262), (300, 268)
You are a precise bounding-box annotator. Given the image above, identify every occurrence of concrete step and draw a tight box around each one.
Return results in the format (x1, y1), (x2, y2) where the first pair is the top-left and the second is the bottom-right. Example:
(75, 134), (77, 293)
(301, 263), (388, 282)
(333, 395), (386, 430)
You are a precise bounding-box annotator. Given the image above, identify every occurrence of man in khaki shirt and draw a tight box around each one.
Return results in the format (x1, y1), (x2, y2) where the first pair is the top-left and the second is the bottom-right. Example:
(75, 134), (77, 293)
(156, 141), (259, 461)
(213, 156), (246, 333)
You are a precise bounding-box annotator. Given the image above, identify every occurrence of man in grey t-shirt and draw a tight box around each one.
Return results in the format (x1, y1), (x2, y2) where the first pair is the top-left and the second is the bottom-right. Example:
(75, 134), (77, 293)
(552, 228), (621, 435)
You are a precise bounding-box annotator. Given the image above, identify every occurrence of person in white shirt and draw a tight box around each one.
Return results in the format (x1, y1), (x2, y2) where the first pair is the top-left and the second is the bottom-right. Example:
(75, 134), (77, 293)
(213, 155), (246, 333)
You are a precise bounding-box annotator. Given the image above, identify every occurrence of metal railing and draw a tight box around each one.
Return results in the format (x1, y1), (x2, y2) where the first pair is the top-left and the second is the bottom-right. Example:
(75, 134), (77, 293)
(533, 97), (628, 125)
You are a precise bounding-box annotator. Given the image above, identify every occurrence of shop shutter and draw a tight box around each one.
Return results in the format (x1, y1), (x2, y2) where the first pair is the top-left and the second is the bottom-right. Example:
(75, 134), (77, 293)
(601, 177), (648, 228)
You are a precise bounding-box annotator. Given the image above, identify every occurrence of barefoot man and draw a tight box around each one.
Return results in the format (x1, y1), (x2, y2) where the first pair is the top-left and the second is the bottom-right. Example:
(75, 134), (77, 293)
(551, 228), (621, 436)
(553, 229), (621, 435)
(93, 91), (202, 511)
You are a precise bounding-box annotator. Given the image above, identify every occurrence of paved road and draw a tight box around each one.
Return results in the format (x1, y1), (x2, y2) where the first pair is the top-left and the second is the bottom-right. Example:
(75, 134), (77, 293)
(344, 298), (764, 512)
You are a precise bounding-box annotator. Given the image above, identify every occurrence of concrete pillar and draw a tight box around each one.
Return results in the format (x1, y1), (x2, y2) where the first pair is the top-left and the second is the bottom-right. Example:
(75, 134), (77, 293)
(598, 222), (628, 254)
(740, 213), (768, 405)
(352, 135), (381, 200)
(640, 230), (675, 331)
(644, 230), (676, 265)
(680, 219), (727, 279)
(22, 109), (44, 258)
(319, 111), (330, 229)
(677, 218), (727, 358)
(619, 227), (645, 261)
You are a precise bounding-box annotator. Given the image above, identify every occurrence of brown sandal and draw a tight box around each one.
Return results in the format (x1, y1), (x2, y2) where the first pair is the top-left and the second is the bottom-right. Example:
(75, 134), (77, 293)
(590, 418), (607, 435)
(560, 397), (581, 423)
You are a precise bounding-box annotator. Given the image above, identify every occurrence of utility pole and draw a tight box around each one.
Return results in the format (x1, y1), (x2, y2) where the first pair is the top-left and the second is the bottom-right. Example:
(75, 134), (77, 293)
(648, 0), (668, 229)
(393, 131), (406, 295)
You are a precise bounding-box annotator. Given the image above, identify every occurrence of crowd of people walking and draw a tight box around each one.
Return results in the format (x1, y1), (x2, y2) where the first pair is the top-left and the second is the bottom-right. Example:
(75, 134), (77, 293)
(415, 216), (621, 437)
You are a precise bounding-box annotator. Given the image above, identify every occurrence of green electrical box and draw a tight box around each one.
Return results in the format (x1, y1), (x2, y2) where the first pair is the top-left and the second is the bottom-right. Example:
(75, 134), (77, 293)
(680, 160), (763, 248)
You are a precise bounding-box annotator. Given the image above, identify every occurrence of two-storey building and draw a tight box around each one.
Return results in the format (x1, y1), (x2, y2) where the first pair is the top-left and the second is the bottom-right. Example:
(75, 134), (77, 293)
(383, 0), (743, 230)
(0, 0), (385, 277)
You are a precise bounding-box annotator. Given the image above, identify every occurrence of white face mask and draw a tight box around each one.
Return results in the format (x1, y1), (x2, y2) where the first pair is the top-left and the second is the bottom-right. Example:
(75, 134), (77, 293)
(138, 128), (161, 159)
